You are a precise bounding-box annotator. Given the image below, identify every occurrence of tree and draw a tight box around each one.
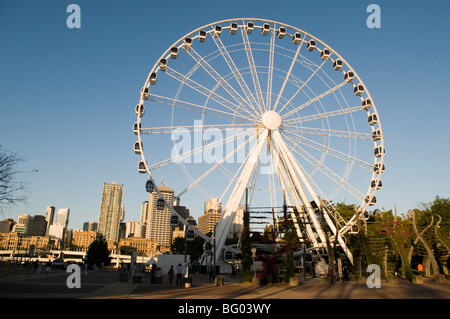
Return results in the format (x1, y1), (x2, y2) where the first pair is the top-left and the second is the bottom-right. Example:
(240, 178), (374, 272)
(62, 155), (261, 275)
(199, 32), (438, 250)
(0, 146), (34, 214)
(86, 236), (110, 267)
(170, 235), (205, 261)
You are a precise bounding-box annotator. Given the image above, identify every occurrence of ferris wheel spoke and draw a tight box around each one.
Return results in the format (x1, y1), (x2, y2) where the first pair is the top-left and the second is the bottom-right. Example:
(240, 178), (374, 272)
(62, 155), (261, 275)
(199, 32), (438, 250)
(283, 105), (363, 125)
(148, 128), (250, 171)
(280, 79), (347, 119)
(281, 130), (373, 171)
(186, 47), (260, 122)
(164, 67), (255, 122)
(209, 30), (263, 116)
(141, 123), (255, 135)
(148, 91), (253, 124)
(282, 132), (365, 202)
(266, 27), (276, 111)
(272, 35), (305, 112)
(278, 58), (328, 115)
(240, 27), (266, 112)
(282, 125), (372, 140)
(176, 132), (256, 198)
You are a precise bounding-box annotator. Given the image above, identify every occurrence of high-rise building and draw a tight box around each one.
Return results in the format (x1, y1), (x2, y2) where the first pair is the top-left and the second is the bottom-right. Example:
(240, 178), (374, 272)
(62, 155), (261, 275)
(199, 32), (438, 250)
(55, 208), (70, 227)
(28, 215), (47, 236)
(198, 197), (222, 235)
(145, 179), (174, 250)
(98, 182), (124, 242)
(45, 206), (55, 236)
(83, 222), (98, 232)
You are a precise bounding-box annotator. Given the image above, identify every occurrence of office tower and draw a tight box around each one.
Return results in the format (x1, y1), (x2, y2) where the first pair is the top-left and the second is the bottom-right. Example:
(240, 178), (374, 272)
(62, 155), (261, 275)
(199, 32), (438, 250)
(98, 182), (124, 242)
(55, 208), (70, 227)
(198, 197), (222, 235)
(145, 179), (173, 249)
(28, 215), (47, 236)
(45, 206), (55, 235)
(83, 222), (98, 232)
(126, 221), (142, 238)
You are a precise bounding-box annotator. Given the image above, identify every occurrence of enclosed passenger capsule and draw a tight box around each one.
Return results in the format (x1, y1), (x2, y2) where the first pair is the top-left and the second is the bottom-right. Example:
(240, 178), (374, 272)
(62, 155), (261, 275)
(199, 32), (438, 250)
(292, 32), (302, 44)
(344, 71), (355, 83)
(365, 195), (377, 205)
(186, 229), (195, 241)
(170, 215), (179, 226)
(332, 59), (343, 71)
(159, 58), (167, 71)
(149, 72), (157, 85)
(371, 179), (383, 190)
(184, 37), (193, 50)
(170, 46), (178, 59)
(133, 122), (141, 135)
(224, 251), (234, 262)
(320, 48), (331, 60)
(246, 22), (254, 34)
(145, 179), (154, 192)
(372, 129), (382, 141)
(307, 39), (316, 51)
(214, 25), (222, 37)
(353, 84), (364, 96)
(229, 22), (238, 34)
(138, 160), (146, 174)
(361, 98), (372, 110)
(135, 104), (144, 117)
(277, 27), (286, 39)
(198, 30), (207, 42)
(374, 146), (385, 157)
(133, 141), (143, 154)
(262, 23), (270, 35)
(141, 87), (149, 100)
(368, 113), (378, 125)
(373, 163), (385, 174)
(349, 224), (359, 234)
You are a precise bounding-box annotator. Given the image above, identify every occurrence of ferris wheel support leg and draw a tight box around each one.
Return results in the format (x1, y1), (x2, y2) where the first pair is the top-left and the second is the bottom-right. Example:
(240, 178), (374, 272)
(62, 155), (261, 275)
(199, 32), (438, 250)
(272, 131), (327, 244)
(213, 129), (269, 263)
(273, 130), (354, 264)
(271, 146), (318, 246)
(276, 132), (353, 264)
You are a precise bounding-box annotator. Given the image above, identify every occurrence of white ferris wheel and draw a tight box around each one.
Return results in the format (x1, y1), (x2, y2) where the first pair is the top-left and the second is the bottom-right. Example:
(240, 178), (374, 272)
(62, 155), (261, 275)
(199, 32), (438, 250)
(133, 18), (385, 265)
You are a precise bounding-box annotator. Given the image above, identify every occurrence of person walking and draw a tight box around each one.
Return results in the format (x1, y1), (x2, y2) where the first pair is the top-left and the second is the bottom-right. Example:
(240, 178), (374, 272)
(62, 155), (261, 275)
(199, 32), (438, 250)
(168, 265), (174, 285)
(150, 263), (157, 285)
(176, 263), (183, 286)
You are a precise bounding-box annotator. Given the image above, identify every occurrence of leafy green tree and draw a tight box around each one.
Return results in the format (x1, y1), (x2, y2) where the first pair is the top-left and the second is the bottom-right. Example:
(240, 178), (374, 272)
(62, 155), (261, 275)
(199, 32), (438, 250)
(170, 235), (205, 261)
(86, 236), (110, 267)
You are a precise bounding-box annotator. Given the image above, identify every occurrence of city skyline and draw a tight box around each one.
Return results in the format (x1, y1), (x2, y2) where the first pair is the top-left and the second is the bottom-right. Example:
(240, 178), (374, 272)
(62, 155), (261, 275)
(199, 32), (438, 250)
(1, 0), (449, 230)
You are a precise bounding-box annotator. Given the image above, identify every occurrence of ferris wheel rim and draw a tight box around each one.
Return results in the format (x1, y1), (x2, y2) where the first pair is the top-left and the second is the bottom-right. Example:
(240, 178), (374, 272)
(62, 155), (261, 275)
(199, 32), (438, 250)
(135, 18), (385, 253)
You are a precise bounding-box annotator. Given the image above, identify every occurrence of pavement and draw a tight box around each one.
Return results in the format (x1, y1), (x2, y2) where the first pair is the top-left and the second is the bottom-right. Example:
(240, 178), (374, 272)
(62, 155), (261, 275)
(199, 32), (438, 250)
(1, 267), (449, 300)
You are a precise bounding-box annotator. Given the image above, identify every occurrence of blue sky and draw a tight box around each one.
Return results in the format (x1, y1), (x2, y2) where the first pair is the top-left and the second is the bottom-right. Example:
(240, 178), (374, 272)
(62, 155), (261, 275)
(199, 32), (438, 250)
(1, 0), (449, 230)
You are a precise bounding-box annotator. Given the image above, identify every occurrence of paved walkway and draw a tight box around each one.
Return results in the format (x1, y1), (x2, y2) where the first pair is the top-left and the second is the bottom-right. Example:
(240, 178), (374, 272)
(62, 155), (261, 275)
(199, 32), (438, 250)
(1, 268), (449, 300)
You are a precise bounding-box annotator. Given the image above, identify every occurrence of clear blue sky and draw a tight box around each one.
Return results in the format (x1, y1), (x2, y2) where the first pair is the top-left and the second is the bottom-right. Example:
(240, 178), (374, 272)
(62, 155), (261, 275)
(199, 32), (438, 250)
(1, 0), (449, 230)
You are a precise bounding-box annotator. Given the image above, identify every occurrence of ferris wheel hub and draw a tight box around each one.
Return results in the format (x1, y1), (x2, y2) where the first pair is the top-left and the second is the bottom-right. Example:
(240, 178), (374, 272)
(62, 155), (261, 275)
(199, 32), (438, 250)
(261, 111), (282, 130)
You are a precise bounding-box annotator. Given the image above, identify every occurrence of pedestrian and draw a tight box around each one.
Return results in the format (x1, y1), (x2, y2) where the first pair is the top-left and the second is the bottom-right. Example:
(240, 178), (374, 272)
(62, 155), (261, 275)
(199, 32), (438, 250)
(342, 266), (349, 283)
(418, 263), (423, 275)
(36, 262), (42, 274)
(176, 263), (183, 286)
(231, 264), (236, 278)
(151, 263), (156, 285)
(83, 263), (88, 276)
(168, 265), (174, 285)
(45, 263), (51, 276)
